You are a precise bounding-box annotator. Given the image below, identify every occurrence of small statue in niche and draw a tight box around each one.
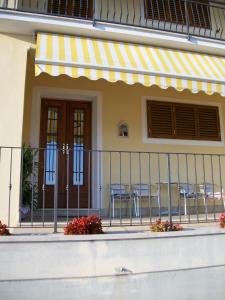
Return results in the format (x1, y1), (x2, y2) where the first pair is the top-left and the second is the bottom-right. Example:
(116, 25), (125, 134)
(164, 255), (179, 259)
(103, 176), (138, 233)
(118, 122), (129, 137)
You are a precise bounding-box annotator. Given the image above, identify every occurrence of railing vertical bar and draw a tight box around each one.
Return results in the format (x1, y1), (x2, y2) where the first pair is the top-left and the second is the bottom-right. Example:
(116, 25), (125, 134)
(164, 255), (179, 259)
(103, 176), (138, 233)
(185, 154), (190, 223)
(202, 154), (208, 222)
(109, 151), (112, 226)
(129, 152), (132, 226)
(157, 153), (161, 218)
(119, 151), (122, 225)
(196, 2), (201, 36)
(139, 152), (142, 224)
(77, 147), (80, 218)
(217, 7), (223, 39)
(210, 5), (217, 38)
(42, 148), (46, 227)
(66, 145), (69, 224)
(99, 150), (102, 220)
(139, 0), (142, 25)
(162, 0), (166, 30)
(210, 154), (216, 221)
(194, 154), (199, 223)
(106, 0), (109, 21)
(88, 150), (91, 217)
(100, 0), (103, 20)
(148, 153), (152, 224)
(218, 155), (224, 211)
(185, 0), (190, 40)
(8, 148), (13, 227)
(177, 154), (181, 224)
(113, 0), (116, 22)
(132, 0), (135, 25)
(31, 149), (35, 226)
(19, 147), (24, 227)
(53, 148), (59, 233)
(119, 0), (122, 22)
(167, 154), (172, 225)
(173, 0), (179, 32)
(93, 0), (96, 25)
(126, 0), (129, 24)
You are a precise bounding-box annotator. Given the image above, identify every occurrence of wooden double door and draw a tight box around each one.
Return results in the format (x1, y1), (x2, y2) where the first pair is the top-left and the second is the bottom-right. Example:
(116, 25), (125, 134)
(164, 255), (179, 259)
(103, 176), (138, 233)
(39, 99), (92, 209)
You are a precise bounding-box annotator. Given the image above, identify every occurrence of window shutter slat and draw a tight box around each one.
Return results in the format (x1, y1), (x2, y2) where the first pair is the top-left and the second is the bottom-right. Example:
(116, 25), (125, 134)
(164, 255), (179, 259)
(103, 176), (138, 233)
(198, 107), (220, 140)
(48, 0), (93, 18)
(145, 0), (210, 28)
(147, 101), (173, 138)
(174, 105), (196, 137)
(188, 0), (211, 29)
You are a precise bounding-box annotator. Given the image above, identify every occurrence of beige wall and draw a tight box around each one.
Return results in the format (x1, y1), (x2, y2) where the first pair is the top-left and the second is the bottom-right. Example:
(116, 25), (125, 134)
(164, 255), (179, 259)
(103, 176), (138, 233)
(0, 33), (32, 225)
(21, 51), (225, 212)
(24, 50), (225, 154)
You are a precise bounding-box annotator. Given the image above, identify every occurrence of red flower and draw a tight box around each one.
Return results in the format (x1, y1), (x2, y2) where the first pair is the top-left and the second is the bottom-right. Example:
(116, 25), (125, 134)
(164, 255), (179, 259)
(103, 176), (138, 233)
(219, 213), (225, 228)
(64, 215), (103, 235)
(150, 218), (183, 232)
(0, 221), (10, 236)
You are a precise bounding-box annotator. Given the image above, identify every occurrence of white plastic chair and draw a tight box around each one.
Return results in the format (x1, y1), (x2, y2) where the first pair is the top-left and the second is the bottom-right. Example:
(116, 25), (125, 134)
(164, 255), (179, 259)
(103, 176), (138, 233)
(110, 184), (137, 218)
(132, 184), (159, 217)
(179, 183), (196, 216)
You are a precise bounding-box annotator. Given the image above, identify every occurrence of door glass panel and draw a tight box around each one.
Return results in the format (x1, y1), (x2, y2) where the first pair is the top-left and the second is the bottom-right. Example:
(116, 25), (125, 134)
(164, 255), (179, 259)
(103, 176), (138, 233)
(45, 108), (58, 185)
(73, 109), (84, 185)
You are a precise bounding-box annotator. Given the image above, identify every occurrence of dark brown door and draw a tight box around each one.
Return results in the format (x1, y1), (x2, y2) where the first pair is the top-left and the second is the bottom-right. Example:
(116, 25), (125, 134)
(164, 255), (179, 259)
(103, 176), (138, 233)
(39, 99), (92, 209)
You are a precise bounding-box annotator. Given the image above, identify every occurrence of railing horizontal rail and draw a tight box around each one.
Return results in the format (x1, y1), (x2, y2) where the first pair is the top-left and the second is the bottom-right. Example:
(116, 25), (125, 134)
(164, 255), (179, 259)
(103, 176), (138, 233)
(0, 0), (224, 41)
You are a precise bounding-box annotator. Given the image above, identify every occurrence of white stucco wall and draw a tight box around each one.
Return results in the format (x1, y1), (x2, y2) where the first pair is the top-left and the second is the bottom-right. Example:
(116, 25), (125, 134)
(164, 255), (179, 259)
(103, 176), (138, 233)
(0, 229), (225, 300)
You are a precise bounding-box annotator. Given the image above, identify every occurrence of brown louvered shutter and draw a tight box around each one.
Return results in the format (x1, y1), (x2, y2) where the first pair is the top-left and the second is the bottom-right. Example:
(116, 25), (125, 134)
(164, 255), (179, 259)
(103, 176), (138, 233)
(145, 0), (210, 28)
(147, 101), (221, 141)
(167, 0), (186, 24)
(48, 0), (93, 18)
(145, 0), (186, 24)
(188, 0), (211, 29)
(145, 0), (167, 21)
(147, 101), (174, 138)
(174, 104), (196, 138)
(197, 106), (220, 141)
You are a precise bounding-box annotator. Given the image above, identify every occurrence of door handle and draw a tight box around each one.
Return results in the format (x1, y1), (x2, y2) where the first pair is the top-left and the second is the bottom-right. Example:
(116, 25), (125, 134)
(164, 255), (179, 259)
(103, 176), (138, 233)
(62, 143), (65, 155)
(66, 144), (69, 155)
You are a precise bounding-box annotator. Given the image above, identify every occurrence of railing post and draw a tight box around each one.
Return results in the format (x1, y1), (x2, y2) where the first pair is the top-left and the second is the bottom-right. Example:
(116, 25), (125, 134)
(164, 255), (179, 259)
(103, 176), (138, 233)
(53, 148), (59, 233)
(93, 0), (96, 26)
(184, 0), (190, 40)
(167, 153), (172, 225)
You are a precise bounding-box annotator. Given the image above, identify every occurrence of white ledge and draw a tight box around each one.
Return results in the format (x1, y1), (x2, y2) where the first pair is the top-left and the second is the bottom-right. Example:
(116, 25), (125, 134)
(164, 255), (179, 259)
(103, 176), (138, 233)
(0, 224), (224, 243)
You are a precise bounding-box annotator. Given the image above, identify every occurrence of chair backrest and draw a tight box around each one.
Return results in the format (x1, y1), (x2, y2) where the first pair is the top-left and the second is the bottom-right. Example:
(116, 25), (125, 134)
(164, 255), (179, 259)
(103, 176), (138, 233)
(198, 183), (216, 194)
(132, 184), (150, 197)
(110, 184), (127, 195)
(179, 183), (195, 194)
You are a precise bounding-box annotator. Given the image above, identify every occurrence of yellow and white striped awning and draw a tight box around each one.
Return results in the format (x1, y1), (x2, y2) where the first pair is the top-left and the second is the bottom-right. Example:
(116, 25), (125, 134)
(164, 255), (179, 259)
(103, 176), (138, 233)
(35, 32), (225, 97)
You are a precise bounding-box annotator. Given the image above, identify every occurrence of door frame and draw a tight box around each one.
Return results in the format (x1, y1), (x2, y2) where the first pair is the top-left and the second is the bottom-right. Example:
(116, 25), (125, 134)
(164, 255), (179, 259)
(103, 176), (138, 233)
(30, 86), (103, 210)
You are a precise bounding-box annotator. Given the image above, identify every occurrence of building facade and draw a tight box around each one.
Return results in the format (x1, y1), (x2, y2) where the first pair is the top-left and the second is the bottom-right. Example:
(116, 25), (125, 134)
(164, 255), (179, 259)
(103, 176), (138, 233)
(0, 0), (225, 227)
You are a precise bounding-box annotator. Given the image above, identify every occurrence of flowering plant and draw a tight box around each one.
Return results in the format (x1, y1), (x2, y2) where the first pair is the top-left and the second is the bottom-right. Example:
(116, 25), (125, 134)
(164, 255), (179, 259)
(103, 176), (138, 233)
(150, 218), (183, 232)
(0, 221), (11, 236)
(64, 215), (104, 235)
(219, 213), (225, 228)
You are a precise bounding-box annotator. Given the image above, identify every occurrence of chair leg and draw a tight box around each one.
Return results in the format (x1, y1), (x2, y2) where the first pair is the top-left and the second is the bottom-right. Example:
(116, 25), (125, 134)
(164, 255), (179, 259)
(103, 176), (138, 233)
(184, 195), (187, 216)
(136, 196), (140, 217)
(204, 196), (208, 216)
(133, 195), (138, 217)
(112, 196), (115, 218)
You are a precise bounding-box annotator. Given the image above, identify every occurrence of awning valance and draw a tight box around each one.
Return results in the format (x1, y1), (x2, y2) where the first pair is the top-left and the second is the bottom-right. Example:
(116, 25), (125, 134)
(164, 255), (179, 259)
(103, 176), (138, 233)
(35, 32), (225, 97)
